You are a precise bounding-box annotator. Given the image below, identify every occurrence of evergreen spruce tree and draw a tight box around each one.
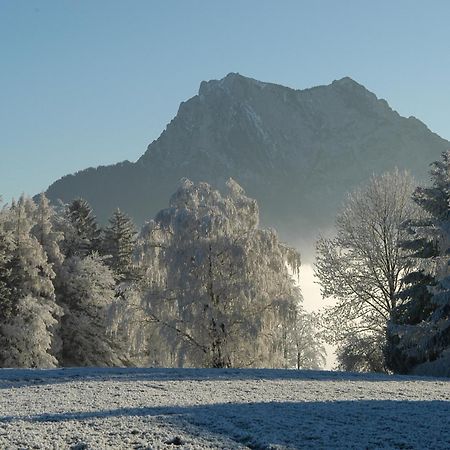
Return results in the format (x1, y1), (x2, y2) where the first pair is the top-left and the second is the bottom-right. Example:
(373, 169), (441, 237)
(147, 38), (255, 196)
(32, 193), (64, 269)
(0, 196), (61, 368)
(0, 205), (14, 323)
(387, 150), (450, 375)
(103, 209), (137, 280)
(62, 198), (101, 257)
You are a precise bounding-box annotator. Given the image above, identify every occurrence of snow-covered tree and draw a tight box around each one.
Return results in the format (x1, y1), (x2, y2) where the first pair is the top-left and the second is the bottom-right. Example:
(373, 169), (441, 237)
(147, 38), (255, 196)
(32, 193), (64, 269)
(0, 205), (14, 323)
(0, 196), (61, 368)
(387, 151), (450, 374)
(103, 208), (137, 280)
(315, 170), (419, 371)
(137, 179), (302, 368)
(57, 253), (123, 366)
(277, 303), (326, 370)
(290, 309), (327, 370)
(1, 294), (61, 368)
(61, 198), (101, 258)
(107, 286), (152, 366)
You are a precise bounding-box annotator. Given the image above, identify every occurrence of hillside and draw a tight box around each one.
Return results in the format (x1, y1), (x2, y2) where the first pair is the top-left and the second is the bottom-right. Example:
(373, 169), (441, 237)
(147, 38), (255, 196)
(0, 368), (449, 449)
(45, 74), (449, 243)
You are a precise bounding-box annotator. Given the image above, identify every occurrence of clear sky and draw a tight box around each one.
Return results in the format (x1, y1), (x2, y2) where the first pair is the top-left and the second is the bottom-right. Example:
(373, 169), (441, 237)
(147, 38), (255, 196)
(1, 0), (450, 202)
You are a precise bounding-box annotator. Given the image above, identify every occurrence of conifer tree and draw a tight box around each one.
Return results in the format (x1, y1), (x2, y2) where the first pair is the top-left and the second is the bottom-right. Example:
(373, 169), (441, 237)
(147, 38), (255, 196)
(0, 205), (14, 323)
(0, 196), (61, 368)
(62, 198), (101, 257)
(387, 151), (450, 374)
(103, 209), (137, 280)
(32, 193), (64, 269)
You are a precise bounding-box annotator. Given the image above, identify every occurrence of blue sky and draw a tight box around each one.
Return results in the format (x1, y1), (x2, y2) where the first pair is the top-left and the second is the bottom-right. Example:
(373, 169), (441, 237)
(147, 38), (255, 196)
(1, 0), (449, 202)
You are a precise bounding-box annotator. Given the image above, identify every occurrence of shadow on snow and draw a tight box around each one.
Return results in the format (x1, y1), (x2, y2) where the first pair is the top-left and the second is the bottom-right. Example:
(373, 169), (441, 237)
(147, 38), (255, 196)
(0, 400), (449, 449)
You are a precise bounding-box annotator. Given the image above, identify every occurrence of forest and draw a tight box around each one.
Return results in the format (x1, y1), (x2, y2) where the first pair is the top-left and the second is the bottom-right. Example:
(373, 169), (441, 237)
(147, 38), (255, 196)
(1, 151), (449, 376)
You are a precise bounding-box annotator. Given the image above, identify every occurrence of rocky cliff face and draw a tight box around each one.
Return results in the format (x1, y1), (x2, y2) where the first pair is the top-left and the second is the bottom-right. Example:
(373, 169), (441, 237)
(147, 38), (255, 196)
(45, 73), (449, 244)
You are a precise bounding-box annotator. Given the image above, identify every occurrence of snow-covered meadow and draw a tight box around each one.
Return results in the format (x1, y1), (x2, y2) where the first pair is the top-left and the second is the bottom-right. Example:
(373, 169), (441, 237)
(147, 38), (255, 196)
(0, 368), (449, 449)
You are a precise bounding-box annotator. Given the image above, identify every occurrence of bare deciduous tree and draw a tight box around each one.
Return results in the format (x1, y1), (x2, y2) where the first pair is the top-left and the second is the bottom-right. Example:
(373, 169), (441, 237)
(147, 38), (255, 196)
(315, 170), (420, 371)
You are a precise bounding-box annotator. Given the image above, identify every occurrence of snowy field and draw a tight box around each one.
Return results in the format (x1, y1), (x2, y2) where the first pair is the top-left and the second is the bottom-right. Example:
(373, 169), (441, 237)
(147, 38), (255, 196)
(0, 368), (449, 449)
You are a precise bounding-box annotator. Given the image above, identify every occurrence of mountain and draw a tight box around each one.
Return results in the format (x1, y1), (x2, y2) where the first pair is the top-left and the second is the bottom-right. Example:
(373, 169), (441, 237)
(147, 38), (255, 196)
(45, 73), (449, 249)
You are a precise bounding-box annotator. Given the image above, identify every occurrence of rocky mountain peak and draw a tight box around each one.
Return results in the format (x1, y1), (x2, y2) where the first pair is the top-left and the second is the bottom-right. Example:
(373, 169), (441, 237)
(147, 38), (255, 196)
(44, 74), (449, 245)
(331, 76), (365, 89)
(198, 72), (267, 100)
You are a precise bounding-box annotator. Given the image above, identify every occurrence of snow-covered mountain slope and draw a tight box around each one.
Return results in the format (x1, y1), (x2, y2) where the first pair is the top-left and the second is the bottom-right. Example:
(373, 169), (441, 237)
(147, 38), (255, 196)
(44, 74), (449, 242)
(0, 368), (449, 449)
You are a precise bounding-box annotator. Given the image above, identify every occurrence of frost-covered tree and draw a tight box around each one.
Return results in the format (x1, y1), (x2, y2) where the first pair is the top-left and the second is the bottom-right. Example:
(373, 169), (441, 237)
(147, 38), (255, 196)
(0, 203), (14, 322)
(57, 253), (123, 366)
(103, 209), (137, 280)
(278, 303), (326, 370)
(1, 294), (61, 368)
(337, 333), (385, 373)
(290, 310), (327, 370)
(0, 196), (61, 368)
(387, 151), (450, 375)
(315, 171), (419, 371)
(107, 286), (151, 366)
(32, 193), (64, 269)
(61, 198), (101, 257)
(137, 179), (302, 368)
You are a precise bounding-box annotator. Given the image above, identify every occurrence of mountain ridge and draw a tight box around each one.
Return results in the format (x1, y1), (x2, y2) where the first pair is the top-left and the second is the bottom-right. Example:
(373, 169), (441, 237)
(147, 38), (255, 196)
(45, 73), (449, 247)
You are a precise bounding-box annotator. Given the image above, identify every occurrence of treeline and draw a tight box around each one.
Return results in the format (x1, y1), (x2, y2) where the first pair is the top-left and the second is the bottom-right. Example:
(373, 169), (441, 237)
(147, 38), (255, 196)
(316, 151), (450, 377)
(0, 179), (325, 369)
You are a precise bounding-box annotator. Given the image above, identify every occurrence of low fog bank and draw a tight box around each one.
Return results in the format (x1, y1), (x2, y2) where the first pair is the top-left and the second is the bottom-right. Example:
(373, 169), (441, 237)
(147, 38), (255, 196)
(299, 263), (337, 370)
(288, 232), (337, 370)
